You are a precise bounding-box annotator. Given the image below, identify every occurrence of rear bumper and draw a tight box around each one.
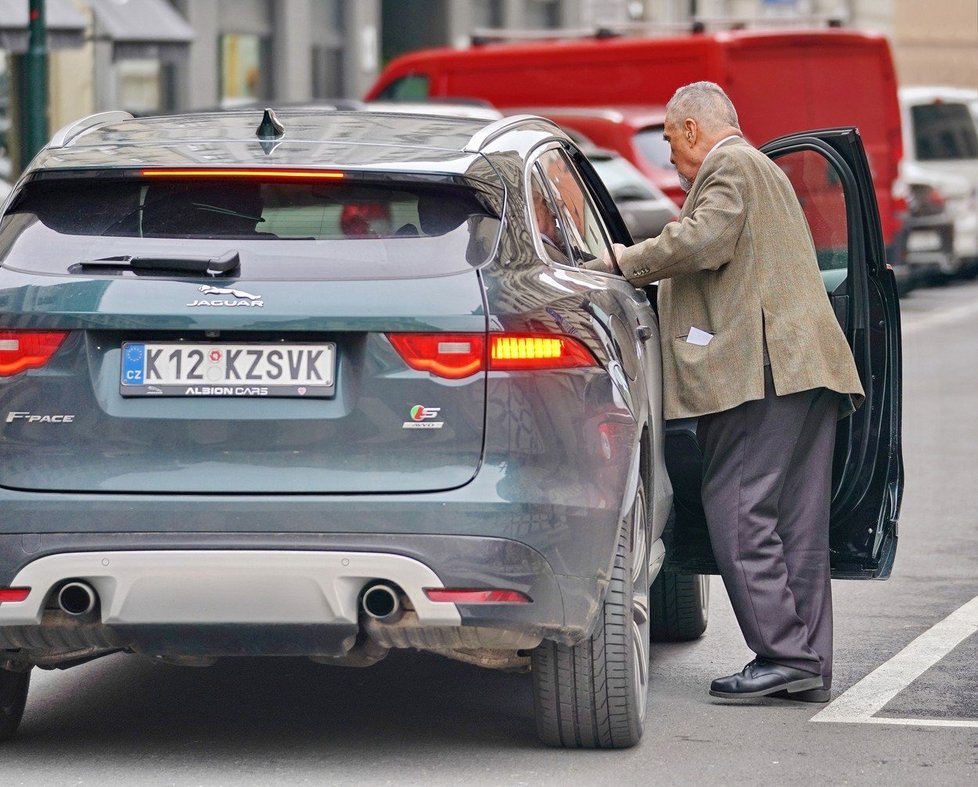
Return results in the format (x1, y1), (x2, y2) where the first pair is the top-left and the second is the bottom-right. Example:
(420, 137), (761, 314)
(0, 452), (640, 665)
(0, 530), (606, 660)
(0, 549), (464, 627)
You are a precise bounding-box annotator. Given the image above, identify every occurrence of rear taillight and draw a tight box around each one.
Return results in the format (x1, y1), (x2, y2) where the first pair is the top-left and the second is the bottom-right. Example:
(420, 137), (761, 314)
(387, 334), (486, 379)
(925, 187), (947, 210)
(489, 334), (595, 371)
(0, 587), (31, 603)
(387, 333), (597, 379)
(0, 331), (68, 376)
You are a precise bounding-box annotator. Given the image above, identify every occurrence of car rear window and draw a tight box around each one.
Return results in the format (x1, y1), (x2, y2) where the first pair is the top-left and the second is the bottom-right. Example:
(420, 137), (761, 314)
(911, 103), (978, 161)
(0, 176), (502, 280)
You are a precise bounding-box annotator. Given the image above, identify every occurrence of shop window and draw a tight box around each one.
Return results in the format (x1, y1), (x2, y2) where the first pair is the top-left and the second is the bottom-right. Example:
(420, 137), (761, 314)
(220, 33), (268, 107)
(526, 0), (561, 28)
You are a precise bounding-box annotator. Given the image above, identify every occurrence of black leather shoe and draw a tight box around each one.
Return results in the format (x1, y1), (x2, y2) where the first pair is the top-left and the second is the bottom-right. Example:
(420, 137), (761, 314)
(709, 658), (823, 699)
(772, 686), (831, 703)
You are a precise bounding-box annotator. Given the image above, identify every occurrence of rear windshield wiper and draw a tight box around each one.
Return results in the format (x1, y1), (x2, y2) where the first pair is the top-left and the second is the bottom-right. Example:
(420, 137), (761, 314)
(70, 250), (240, 277)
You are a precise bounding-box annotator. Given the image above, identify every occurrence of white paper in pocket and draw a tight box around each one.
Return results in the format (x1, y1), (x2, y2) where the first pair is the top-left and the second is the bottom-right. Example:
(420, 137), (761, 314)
(686, 327), (714, 346)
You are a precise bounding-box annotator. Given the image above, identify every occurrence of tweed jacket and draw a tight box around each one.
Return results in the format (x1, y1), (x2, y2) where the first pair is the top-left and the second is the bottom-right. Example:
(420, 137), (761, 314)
(618, 137), (864, 420)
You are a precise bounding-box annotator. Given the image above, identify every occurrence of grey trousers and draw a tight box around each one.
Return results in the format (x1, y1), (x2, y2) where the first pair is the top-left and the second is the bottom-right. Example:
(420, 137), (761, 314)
(697, 366), (838, 685)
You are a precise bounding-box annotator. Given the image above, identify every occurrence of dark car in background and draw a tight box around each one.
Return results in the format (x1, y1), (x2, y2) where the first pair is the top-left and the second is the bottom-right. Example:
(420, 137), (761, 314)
(897, 180), (958, 290)
(0, 110), (901, 748)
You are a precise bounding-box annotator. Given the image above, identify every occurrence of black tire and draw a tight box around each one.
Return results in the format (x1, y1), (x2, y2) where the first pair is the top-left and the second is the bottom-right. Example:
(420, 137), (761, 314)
(531, 477), (650, 749)
(650, 571), (710, 642)
(0, 668), (30, 742)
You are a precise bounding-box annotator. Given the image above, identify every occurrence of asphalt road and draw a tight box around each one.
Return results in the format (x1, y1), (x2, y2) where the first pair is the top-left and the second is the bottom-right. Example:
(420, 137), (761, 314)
(4, 278), (978, 786)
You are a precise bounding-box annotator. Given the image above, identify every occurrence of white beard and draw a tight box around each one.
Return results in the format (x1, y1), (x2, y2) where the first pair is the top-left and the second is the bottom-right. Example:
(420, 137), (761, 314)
(678, 172), (694, 192)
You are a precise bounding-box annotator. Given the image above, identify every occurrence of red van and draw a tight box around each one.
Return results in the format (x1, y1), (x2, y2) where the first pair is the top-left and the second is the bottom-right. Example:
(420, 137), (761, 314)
(367, 28), (903, 247)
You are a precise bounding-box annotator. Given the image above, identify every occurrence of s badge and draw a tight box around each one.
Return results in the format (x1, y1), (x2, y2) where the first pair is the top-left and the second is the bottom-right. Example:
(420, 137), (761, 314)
(402, 405), (444, 429)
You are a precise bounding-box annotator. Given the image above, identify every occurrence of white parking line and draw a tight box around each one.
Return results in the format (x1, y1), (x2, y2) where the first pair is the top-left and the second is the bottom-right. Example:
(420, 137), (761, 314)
(901, 298), (978, 336)
(811, 594), (978, 727)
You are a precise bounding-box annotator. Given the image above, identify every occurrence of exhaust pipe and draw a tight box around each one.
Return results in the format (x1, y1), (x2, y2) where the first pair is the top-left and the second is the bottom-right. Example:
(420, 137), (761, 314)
(58, 581), (97, 616)
(361, 583), (402, 621)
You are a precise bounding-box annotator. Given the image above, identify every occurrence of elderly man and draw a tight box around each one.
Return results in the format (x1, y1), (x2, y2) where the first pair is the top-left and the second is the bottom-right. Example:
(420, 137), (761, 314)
(612, 82), (864, 702)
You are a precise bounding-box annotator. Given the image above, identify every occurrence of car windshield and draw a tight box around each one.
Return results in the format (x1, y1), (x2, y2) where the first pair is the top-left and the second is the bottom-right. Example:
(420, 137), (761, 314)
(0, 176), (502, 280)
(911, 103), (978, 161)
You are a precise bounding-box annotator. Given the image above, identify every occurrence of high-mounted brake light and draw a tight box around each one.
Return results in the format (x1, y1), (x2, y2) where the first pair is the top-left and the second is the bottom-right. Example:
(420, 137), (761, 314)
(0, 588), (31, 603)
(0, 331), (68, 376)
(140, 169), (345, 180)
(387, 332), (597, 379)
(424, 588), (531, 604)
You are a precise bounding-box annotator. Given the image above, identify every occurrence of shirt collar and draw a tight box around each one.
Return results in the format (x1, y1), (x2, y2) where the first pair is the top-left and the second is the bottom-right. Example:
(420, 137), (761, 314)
(703, 134), (742, 163)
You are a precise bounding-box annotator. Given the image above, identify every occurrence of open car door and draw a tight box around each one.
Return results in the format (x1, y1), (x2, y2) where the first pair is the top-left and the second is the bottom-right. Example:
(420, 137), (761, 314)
(664, 127), (903, 580)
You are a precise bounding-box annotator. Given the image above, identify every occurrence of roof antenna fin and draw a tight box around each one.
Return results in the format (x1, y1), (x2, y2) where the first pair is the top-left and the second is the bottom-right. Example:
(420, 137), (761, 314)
(256, 108), (285, 139)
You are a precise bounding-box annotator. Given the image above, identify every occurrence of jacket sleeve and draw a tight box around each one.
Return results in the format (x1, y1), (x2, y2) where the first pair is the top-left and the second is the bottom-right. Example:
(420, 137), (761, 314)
(617, 156), (748, 287)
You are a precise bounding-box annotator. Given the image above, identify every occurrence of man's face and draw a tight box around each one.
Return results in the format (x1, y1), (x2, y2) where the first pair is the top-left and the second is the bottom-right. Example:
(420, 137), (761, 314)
(532, 186), (558, 240)
(663, 116), (697, 192)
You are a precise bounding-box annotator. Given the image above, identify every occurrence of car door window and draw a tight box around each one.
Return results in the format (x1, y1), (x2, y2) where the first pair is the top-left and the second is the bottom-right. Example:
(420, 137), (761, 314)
(535, 148), (615, 267)
(773, 150), (850, 295)
(529, 167), (573, 264)
(377, 74), (430, 100)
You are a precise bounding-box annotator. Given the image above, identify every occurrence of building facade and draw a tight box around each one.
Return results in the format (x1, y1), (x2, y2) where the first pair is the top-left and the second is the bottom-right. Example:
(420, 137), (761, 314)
(3, 0), (976, 179)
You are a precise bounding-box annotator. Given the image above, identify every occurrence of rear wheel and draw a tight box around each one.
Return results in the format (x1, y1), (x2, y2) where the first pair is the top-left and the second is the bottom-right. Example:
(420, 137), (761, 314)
(531, 476), (650, 748)
(0, 668), (30, 742)
(650, 572), (710, 642)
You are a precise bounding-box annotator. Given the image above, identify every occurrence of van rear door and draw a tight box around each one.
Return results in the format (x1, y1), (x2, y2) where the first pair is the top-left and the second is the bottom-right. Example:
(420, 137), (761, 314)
(665, 128), (903, 580)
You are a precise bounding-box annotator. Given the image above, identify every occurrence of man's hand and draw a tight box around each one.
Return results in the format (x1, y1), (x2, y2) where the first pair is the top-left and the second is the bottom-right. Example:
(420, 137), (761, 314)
(583, 243), (628, 273)
(597, 242), (626, 270)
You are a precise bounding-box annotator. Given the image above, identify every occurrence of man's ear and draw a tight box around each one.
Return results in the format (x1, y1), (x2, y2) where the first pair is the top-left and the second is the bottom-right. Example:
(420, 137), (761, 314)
(684, 118), (698, 146)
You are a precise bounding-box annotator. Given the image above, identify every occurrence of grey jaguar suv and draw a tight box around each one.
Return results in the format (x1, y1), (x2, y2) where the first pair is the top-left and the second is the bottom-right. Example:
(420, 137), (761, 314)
(0, 110), (901, 748)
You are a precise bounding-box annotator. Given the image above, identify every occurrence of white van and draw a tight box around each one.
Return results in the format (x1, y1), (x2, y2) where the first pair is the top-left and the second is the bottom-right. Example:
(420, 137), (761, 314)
(899, 86), (978, 278)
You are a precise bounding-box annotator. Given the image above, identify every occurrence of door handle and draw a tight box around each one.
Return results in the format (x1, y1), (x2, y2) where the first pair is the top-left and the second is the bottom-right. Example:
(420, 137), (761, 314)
(635, 325), (654, 341)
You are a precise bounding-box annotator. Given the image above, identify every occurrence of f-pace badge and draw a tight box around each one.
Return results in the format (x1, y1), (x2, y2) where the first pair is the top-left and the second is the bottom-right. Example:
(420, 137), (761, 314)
(402, 405), (444, 429)
(6, 411), (76, 424)
(187, 285), (264, 308)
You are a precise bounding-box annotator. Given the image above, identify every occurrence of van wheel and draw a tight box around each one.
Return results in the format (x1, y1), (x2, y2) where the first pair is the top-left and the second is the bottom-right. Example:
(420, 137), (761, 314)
(650, 572), (710, 641)
(531, 477), (649, 748)
(0, 668), (30, 742)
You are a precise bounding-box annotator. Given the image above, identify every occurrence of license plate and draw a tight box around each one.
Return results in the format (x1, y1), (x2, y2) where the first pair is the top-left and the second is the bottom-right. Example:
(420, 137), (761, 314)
(906, 230), (942, 253)
(120, 342), (335, 397)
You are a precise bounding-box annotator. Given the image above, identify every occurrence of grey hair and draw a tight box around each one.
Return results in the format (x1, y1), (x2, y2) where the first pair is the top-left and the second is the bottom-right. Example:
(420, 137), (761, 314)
(666, 81), (740, 133)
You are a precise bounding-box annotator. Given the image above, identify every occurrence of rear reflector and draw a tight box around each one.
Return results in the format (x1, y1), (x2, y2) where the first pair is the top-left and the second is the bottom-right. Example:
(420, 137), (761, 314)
(0, 588), (31, 603)
(387, 332), (596, 379)
(0, 330), (69, 376)
(424, 588), (531, 604)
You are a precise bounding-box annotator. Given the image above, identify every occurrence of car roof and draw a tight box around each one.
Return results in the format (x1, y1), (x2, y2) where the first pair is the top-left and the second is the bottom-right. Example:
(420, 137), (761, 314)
(363, 101), (504, 121)
(32, 109), (530, 174)
(505, 105), (668, 129)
